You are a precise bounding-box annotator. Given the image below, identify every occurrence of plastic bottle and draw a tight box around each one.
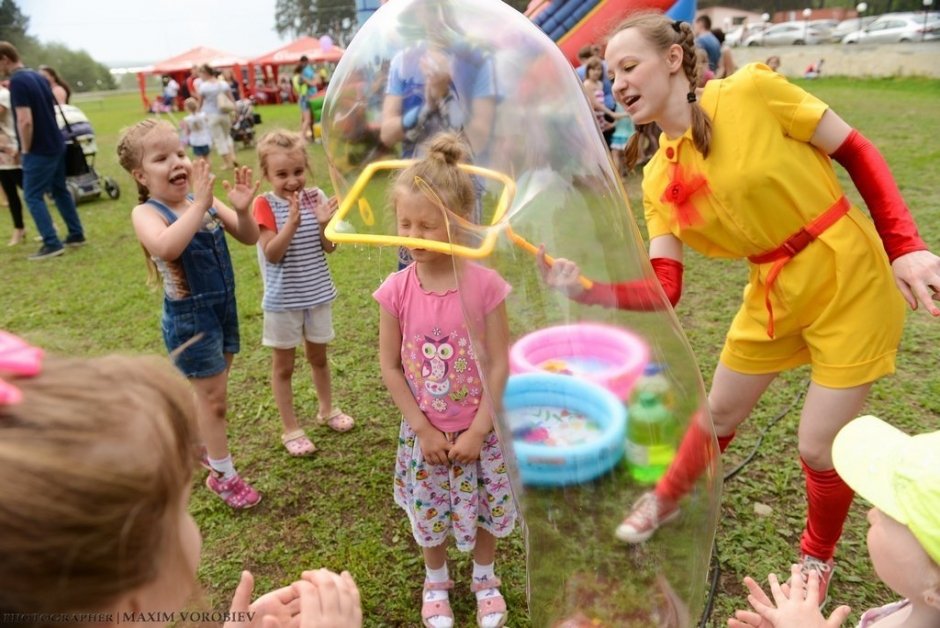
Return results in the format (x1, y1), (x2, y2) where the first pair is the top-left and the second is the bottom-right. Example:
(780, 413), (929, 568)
(626, 364), (678, 484)
(629, 362), (674, 410)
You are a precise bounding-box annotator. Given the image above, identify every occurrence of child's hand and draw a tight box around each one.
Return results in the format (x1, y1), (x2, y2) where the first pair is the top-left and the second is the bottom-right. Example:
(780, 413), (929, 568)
(312, 195), (339, 226)
(448, 429), (485, 464)
(222, 166), (261, 214)
(287, 191), (302, 227)
(730, 565), (851, 628)
(537, 244), (585, 298)
(191, 158), (215, 212)
(223, 570), (300, 628)
(418, 426), (451, 466)
(295, 569), (363, 628)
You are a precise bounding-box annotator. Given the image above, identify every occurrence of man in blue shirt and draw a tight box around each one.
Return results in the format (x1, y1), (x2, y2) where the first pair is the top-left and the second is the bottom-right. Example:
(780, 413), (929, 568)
(0, 41), (85, 260)
(694, 15), (721, 73)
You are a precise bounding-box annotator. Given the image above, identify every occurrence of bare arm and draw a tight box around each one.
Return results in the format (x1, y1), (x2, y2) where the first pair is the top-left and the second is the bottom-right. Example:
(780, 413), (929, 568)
(466, 96), (496, 156)
(649, 234), (683, 262)
(14, 106), (32, 153)
(380, 94), (404, 148)
(449, 302), (510, 464)
(131, 160), (216, 260)
(259, 193), (300, 264)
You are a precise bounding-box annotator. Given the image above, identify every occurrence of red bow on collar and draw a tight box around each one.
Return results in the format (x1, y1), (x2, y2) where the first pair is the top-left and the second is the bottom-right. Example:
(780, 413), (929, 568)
(661, 161), (709, 229)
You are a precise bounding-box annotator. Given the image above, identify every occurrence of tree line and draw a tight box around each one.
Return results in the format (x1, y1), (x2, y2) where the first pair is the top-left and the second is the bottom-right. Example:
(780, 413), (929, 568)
(0, 0), (115, 92)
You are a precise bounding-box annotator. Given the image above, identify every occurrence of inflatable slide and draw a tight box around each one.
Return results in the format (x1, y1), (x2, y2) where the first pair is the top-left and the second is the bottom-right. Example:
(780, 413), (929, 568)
(528, 0), (697, 64)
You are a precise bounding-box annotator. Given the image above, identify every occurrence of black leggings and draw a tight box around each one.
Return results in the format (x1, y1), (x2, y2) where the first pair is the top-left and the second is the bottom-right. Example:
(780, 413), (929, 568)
(0, 167), (24, 229)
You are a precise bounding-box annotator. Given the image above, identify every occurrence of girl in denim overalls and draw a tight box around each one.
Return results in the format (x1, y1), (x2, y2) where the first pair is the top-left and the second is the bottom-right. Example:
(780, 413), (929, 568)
(117, 119), (262, 509)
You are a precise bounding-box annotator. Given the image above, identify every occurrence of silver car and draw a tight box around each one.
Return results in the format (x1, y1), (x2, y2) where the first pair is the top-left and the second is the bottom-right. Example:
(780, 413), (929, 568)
(744, 21), (828, 46)
(842, 13), (940, 43)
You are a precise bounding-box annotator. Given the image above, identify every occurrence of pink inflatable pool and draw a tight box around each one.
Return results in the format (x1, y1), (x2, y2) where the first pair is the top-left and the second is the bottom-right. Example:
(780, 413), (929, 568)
(509, 323), (649, 400)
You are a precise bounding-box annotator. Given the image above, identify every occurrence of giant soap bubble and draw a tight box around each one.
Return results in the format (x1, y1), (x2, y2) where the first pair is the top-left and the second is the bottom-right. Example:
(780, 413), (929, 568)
(322, 0), (721, 624)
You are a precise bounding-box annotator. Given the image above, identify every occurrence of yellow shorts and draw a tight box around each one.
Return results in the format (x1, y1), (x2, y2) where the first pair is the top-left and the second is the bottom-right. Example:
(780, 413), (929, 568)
(720, 208), (905, 388)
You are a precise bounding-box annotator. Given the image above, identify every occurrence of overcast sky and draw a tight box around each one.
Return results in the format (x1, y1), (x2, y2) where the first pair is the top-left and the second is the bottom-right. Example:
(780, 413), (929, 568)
(21, 0), (289, 67)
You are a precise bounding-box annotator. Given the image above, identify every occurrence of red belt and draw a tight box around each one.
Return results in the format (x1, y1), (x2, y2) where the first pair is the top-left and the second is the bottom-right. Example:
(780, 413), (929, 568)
(747, 196), (850, 338)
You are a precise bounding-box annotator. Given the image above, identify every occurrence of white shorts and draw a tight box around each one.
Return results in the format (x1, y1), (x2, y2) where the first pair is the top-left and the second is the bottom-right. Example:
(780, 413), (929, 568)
(262, 304), (335, 348)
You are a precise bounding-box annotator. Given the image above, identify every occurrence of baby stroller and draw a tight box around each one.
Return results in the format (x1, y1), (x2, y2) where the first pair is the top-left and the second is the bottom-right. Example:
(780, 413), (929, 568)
(230, 98), (260, 148)
(56, 104), (120, 204)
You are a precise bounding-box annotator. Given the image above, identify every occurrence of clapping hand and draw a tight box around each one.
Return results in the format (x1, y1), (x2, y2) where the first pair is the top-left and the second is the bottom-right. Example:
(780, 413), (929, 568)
(311, 195), (339, 226)
(729, 565), (850, 628)
(222, 166), (260, 214)
(191, 158), (215, 212)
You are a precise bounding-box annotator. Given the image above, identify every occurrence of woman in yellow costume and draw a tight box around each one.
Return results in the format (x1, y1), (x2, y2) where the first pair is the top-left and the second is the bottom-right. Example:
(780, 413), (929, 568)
(541, 12), (940, 608)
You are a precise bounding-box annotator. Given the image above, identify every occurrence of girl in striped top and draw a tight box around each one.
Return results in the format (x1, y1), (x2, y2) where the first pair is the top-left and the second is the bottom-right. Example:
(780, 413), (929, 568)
(252, 130), (355, 458)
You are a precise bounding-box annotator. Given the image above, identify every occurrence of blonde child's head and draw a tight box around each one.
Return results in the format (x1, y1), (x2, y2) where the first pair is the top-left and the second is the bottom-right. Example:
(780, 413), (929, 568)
(183, 97), (198, 114)
(393, 132), (475, 221)
(833, 416), (940, 605)
(0, 341), (200, 618)
(116, 118), (178, 203)
(256, 129), (308, 179)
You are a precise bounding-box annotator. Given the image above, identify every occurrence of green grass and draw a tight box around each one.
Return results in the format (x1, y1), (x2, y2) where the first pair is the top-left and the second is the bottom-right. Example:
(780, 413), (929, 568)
(2, 78), (938, 626)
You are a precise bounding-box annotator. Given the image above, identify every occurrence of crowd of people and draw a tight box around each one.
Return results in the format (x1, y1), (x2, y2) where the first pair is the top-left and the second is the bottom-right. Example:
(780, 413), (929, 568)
(1, 4), (939, 627)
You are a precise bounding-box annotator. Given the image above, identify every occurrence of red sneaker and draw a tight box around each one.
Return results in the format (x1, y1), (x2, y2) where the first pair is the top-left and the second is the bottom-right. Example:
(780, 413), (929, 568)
(205, 472), (262, 509)
(799, 554), (835, 608)
(615, 491), (680, 544)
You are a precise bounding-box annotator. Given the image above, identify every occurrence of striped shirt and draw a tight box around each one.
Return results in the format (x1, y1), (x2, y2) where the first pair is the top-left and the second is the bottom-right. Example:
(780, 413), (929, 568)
(253, 188), (337, 312)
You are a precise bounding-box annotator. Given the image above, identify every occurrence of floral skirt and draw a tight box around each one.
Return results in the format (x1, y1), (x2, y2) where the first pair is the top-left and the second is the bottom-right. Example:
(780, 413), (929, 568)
(393, 420), (517, 552)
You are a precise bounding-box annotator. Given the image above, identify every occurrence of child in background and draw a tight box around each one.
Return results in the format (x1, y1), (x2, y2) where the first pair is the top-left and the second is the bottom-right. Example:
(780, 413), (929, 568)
(609, 100), (635, 178)
(181, 97), (211, 162)
(581, 56), (616, 136)
(0, 331), (363, 625)
(253, 130), (354, 458)
(117, 119), (262, 509)
(766, 55), (782, 72)
(374, 132), (516, 628)
(730, 415), (940, 628)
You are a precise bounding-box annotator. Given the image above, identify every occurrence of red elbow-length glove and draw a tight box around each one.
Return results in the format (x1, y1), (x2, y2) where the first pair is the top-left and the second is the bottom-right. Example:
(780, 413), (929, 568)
(831, 129), (926, 261)
(574, 257), (684, 311)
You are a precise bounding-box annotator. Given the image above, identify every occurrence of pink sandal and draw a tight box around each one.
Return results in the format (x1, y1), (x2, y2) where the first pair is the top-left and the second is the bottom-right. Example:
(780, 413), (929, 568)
(471, 576), (507, 628)
(281, 429), (317, 457)
(421, 579), (454, 627)
(317, 407), (355, 433)
(205, 473), (262, 509)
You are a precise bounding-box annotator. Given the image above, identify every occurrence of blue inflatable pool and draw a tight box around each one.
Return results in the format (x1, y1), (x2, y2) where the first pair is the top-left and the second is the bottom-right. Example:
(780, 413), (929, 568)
(503, 372), (627, 486)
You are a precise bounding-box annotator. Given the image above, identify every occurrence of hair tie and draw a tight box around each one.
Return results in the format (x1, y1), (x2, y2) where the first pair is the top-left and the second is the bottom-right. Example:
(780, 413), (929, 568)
(687, 91), (697, 104)
(672, 20), (682, 33)
(0, 331), (44, 405)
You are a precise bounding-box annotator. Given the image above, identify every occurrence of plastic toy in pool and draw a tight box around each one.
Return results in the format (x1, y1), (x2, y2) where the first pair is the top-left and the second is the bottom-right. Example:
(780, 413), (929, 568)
(509, 323), (649, 401)
(503, 372), (627, 486)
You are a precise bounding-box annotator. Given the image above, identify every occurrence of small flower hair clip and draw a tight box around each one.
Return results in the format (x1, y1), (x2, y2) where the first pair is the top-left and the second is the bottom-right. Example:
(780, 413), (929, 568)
(0, 331), (44, 405)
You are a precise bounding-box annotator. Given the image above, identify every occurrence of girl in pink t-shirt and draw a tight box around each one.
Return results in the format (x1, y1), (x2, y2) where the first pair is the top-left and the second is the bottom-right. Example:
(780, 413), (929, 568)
(374, 133), (515, 628)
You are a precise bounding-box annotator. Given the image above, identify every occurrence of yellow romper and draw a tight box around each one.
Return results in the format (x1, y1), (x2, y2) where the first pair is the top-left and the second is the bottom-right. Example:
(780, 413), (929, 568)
(642, 63), (905, 388)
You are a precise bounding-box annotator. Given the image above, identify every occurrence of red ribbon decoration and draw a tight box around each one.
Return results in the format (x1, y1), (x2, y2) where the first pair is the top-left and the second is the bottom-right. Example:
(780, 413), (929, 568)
(660, 161), (709, 229)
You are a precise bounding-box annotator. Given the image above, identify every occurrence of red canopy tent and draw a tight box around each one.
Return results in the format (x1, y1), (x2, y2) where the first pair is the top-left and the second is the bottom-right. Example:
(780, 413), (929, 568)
(246, 36), (345, 104)
(136, 46), (247, 111)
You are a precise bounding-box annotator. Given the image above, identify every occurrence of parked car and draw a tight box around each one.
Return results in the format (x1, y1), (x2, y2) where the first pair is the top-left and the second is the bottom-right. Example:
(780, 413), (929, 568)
(725, 23), (769, 47)
(842, 13), (940, 43)
(829, 16), (878, 41)
(744, 21), (829, 46)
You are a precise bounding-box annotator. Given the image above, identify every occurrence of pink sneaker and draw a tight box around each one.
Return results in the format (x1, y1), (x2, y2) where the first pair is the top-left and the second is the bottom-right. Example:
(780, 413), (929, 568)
(205, 472), (261, 509)
(615, 491), (679, 543)
(799, 554), (834, 608)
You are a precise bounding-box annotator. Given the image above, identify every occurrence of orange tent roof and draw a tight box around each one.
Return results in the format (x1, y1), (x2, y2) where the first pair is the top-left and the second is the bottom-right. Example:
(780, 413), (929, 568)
(147, 46), (247, 74)
(249, 36), (344, 66)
